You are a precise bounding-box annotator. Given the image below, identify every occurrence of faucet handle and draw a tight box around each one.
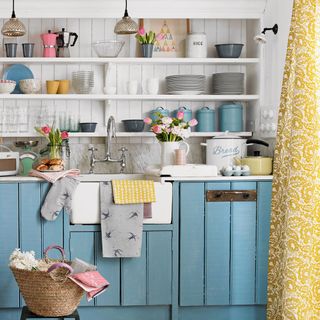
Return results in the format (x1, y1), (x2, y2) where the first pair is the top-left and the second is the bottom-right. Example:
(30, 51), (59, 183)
(88, 144), (98, 152)
(118, 147), (128, 153)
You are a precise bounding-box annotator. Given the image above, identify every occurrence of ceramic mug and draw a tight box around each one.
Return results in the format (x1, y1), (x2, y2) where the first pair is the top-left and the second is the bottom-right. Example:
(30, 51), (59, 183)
(103, 86), (117, 94)
(46, 80), (60, 94)
(160, 141), (190, 167)
(143, 78), (159, 95)
(57, 80), (70, 94)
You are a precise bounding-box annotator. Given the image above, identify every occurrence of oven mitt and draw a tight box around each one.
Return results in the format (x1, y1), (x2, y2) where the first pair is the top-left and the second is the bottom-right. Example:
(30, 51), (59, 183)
(41, 176), (80, 221)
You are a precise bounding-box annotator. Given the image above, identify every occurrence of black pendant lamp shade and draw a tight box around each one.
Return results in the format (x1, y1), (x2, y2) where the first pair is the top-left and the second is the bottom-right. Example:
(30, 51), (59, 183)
(114, 0), (138, 35)
(1, 0), (26, 37)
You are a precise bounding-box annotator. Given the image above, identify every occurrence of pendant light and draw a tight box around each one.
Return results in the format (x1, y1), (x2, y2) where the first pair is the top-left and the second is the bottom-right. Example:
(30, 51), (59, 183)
(114, 0), (138, 35)
(1, 0), (26, 37)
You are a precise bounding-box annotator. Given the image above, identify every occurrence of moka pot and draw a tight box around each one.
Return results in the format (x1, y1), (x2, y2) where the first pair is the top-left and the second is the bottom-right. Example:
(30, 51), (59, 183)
(41, 30), (58, 58)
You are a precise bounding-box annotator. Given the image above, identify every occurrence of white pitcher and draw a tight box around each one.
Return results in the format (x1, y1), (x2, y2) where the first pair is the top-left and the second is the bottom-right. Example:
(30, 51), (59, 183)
(160, 141), (190, 167)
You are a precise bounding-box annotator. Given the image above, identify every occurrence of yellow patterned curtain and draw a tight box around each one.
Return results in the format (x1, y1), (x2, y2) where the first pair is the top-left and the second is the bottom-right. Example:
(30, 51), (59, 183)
(267, 0), (320, 319)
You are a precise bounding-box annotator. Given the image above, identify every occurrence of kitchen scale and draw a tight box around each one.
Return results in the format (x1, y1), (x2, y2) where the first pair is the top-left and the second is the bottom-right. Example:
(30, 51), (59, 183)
(146, 164), (218, 177)
(15, 141), (39, 176)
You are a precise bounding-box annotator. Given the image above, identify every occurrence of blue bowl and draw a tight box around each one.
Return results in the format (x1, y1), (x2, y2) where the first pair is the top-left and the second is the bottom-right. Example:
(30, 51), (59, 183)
(122, 119), (145, 132)
(215, 44), (244, 58)
(79, 122), (97, 132)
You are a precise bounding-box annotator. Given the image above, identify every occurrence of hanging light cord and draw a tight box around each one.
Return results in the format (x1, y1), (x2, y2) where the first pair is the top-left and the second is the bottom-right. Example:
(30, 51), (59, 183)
(11, 0), (16, 19)
(124, 0), (129, 17)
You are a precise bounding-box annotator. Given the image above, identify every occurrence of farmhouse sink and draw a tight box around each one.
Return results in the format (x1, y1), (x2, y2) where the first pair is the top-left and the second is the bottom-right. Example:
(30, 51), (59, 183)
(71, 174), (172, 224)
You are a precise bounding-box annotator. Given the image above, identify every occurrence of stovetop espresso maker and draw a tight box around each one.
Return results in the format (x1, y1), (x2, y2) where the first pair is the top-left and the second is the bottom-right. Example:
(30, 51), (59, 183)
(55, 28), (78, 57)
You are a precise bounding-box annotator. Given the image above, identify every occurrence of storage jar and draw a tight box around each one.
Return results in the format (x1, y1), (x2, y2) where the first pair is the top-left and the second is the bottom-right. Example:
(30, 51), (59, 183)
(172, 106), (192, 122)
(218, 103), (243, 132)
(186, 33), (207, 58)
(196, 107), (215, 132)
(149, 107), (170, 122)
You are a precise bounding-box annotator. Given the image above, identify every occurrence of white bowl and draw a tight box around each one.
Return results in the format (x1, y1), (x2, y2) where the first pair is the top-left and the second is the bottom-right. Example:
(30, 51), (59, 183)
(0, 80), (16, 94)
(19, 79), (41, 94)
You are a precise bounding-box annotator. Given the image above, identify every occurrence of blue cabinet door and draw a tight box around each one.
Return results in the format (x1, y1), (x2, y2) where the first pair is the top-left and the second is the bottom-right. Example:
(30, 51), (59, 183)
(180, 181), (272, 307)
(121, 231), (173, 306)
(0, 183), (19, 308)
(256, 182), (272, 304)
(179, 182), (205, 306)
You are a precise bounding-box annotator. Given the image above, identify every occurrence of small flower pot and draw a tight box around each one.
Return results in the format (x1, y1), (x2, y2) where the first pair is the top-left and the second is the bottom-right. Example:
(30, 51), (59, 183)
(142, 44), (154, 58)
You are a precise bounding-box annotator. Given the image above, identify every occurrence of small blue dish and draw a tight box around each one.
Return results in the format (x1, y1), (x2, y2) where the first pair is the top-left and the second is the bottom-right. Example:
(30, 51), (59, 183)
(215, 44), (244, 58)
(3, 64), (34, 94)
(122, 119), (145, 132)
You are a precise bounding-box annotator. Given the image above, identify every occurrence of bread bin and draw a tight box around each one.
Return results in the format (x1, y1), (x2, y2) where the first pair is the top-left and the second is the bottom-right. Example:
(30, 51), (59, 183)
(201, 135), (269, 172)
(240, 151), (273, 175)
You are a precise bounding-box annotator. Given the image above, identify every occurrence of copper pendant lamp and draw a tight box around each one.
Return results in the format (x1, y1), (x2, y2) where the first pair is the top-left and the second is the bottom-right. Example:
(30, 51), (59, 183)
(1, 0), (26, 37)
(114, 0), (138, 35)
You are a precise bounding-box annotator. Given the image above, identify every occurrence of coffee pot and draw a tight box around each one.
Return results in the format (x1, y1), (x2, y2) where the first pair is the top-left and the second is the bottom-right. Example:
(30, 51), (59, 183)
(55, 28), (78, 57)
(41, 30), (58, 57)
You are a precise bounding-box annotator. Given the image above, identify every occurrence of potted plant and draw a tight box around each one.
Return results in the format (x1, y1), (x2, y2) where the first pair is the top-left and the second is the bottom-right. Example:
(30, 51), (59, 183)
(135, 27), (164, 58)
(144, 111), (197, 166)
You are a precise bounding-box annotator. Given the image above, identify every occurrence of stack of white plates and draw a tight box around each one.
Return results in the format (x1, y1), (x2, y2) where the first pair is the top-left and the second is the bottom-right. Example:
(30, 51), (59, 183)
(166, 74), (205, 95)
(212, 73), (244, 95)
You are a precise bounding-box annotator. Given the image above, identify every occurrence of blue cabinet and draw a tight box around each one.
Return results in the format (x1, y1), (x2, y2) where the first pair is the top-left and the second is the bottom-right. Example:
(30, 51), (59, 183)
(179, 181), (272, 310)
(0, 179), (272, 320)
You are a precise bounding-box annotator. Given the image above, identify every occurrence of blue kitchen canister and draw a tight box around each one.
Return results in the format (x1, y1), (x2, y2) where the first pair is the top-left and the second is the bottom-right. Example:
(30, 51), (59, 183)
(218, 103), (243, 132)
(149, 107), (170, 122)
(172, 106), (192, 122)
(196, 106), (216, 132)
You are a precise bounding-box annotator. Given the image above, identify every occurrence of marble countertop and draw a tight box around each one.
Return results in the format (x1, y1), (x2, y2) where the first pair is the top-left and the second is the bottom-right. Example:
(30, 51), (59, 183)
(0, 174), (273, 183)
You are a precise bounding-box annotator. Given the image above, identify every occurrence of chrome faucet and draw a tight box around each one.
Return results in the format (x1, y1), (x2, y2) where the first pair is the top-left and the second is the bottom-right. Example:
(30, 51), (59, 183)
(106, 116), (116, 159)
(88, 116), (128, 174)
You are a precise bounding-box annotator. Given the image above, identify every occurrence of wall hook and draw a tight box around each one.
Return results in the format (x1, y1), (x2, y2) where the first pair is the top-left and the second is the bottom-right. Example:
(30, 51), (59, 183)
(254, 24), (278, 44)
(262, 24), (278, 35)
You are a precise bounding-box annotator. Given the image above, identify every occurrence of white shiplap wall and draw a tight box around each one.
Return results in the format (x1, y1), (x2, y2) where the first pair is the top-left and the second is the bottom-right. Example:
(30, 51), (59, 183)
(0, 18), (257, 136)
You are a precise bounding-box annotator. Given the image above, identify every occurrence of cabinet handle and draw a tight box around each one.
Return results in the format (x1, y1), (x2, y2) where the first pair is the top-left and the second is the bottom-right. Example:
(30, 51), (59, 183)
(206, 190), (256, 202)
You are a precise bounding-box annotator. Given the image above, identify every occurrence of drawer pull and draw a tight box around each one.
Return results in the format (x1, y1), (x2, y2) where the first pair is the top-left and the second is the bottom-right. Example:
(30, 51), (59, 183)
(206, 190), (257, 202)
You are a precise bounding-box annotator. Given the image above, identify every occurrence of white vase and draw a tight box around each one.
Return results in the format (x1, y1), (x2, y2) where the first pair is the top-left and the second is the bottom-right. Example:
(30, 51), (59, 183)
(160, 141), (190, 167)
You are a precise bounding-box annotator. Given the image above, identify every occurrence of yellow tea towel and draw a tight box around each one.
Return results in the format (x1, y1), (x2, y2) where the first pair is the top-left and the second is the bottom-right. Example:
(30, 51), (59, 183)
(112, 180), (156, 204)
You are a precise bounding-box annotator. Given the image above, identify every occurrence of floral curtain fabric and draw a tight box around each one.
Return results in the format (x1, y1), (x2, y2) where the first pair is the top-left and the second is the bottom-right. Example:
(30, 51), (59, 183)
(267, 0), (320, 319)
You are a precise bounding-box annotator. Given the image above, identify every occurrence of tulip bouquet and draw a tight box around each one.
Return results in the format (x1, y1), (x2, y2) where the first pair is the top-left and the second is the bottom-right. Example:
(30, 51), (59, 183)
(35, 124), (69, 160)
(144, 111), (198, 142)
(135, 27), (164, 45)
(35, 124), (69, 145)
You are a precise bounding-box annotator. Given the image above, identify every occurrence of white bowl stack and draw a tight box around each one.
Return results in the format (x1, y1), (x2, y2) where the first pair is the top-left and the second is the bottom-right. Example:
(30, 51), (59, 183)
(72, 71), (94, 94)
(166, 74), (206, 95)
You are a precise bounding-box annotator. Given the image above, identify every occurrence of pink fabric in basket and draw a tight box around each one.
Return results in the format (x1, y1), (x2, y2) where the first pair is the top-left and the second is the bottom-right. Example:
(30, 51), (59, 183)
(68, 271), (109, 301)
(29, 169), (80, 183)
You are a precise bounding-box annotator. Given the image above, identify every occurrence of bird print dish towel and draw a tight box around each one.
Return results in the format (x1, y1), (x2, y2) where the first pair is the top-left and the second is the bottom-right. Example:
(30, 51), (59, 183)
(100, 182), (143, 258)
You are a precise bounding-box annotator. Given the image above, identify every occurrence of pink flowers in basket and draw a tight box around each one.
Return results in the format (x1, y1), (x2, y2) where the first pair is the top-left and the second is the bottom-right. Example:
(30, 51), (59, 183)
(144, 111), (198, 142)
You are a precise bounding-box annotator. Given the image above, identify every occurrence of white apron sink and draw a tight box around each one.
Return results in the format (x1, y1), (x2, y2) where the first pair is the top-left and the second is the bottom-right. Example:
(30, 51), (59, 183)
(71, 174), (172, 225)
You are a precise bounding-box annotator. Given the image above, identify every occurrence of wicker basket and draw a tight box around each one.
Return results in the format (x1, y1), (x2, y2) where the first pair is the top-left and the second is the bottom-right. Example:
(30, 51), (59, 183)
(10, 245), (84, 317)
